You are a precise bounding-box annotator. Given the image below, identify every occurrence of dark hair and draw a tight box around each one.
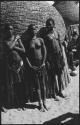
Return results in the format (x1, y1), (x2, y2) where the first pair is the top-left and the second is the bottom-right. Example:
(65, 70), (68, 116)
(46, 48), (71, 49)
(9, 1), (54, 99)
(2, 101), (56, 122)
(3, 23), (14, 40)
(21, 24), (36, 42)
(27, 24), (36, 30)
(46, 18), (55, 27)
(3, 23), (13, 32)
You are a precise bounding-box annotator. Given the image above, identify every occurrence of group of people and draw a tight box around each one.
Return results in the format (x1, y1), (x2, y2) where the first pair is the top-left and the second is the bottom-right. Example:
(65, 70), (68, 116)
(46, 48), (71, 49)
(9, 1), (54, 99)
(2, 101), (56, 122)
(0, 18), (79, 112)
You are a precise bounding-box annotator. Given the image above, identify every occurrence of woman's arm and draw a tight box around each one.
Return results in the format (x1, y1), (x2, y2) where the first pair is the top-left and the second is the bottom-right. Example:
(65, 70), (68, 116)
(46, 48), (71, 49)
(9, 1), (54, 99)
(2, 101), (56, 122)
(41, 38), (47, 64)
(13, 37), (25, 53)
(6, 39), (16, 50)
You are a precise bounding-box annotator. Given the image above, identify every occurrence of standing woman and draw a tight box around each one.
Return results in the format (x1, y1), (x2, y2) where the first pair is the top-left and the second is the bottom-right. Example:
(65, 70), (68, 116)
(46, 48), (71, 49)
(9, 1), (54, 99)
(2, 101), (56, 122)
(23, 24), (47, 111)
(3, 23), (25, 108)
(38, 18), (66, 99)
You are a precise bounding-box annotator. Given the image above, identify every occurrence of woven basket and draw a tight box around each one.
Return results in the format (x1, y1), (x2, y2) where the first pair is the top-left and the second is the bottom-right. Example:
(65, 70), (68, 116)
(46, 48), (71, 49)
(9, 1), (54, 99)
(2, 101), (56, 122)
(1, 1), (66, 41)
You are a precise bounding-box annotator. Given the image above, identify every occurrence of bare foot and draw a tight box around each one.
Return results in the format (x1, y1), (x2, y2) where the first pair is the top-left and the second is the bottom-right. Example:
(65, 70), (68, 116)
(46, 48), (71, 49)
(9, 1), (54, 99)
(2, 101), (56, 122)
(43, 104), (48, 111)
(17, 108), (22, 111)
(1, 107), (7, 113)
(43, 101), (48, 111)
(22, 107), (26, 111)
(39, 104), (46, 112)
(52, 95), (60, 101)
(58, 93), (67, 98)
(40, 107), (46, 112)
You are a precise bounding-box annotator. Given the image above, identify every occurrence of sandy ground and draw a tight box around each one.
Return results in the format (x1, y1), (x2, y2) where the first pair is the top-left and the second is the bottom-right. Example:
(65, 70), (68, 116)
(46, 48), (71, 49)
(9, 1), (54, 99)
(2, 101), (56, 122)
(1, 66), (79, 124)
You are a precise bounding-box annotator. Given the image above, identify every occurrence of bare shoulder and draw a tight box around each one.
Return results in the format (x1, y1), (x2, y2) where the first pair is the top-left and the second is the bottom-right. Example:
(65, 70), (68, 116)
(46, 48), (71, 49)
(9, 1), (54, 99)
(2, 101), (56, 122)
(37, 37), (44, 43)
(38, 38), (45, 46)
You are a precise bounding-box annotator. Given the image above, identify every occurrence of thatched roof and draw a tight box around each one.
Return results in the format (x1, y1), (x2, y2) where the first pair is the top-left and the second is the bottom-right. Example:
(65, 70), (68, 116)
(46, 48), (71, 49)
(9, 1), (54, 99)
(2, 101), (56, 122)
(54, 1), (79, 25)
(1, 1), (66, 41)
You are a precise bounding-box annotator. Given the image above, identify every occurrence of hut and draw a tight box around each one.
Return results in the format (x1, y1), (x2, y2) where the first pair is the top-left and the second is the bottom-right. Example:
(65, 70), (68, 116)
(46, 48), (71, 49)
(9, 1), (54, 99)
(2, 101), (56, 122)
(1, 1), (66, 39)
(53, 1), (79, 25)
(53, 1), (79, 53)
(53, 1), (79, 40)
(54, 1), (79, 82)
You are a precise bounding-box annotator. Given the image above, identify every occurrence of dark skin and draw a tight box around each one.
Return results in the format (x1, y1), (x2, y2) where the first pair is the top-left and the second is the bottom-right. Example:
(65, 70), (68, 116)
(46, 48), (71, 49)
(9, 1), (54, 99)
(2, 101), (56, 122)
(42, 19), (65, 99)
(4, 25), (25, 53)
(26, 37), (46, 68)
(26, 24), (47, 69)
(50, 20), (65, 97)
(5, 35), (25, 53)
(3, 25), (25, 109)
(26, 24), (47, 112)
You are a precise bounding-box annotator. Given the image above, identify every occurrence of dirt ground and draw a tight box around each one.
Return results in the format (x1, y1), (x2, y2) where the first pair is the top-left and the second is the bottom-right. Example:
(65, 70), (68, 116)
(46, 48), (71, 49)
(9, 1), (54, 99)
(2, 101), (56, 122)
(1, 66), (79, 124)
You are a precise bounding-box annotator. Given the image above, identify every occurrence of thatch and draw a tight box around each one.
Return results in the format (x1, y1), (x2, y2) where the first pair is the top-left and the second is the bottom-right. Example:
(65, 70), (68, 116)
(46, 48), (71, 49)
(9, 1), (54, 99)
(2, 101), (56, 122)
(1, 1), (66, 41)
(54, 1), (79, 25)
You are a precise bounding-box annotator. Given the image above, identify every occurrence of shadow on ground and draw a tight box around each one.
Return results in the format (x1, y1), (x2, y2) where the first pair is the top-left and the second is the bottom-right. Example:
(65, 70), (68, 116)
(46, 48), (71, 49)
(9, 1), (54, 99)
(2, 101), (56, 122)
(43, 112), (80, 125)
(24, 103), (39, 109)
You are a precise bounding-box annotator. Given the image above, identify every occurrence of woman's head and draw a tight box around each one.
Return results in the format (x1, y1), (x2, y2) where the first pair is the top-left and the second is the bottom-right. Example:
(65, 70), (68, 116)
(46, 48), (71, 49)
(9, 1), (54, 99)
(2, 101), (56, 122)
(27, 24), (37, 35)
(3, 23), (14, 40)
(46, 18), (55, 30)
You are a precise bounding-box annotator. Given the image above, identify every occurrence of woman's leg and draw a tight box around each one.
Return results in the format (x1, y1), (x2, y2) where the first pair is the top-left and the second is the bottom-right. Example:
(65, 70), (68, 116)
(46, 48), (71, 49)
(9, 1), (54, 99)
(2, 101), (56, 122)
(35, 72), (45, 111)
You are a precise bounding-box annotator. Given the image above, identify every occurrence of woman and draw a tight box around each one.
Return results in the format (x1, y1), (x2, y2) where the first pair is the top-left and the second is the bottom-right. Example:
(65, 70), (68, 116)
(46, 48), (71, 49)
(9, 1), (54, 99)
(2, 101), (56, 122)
(3, 23), (25, 108)
(22, 24), (47, 112)
(38, 18), (66, 100)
